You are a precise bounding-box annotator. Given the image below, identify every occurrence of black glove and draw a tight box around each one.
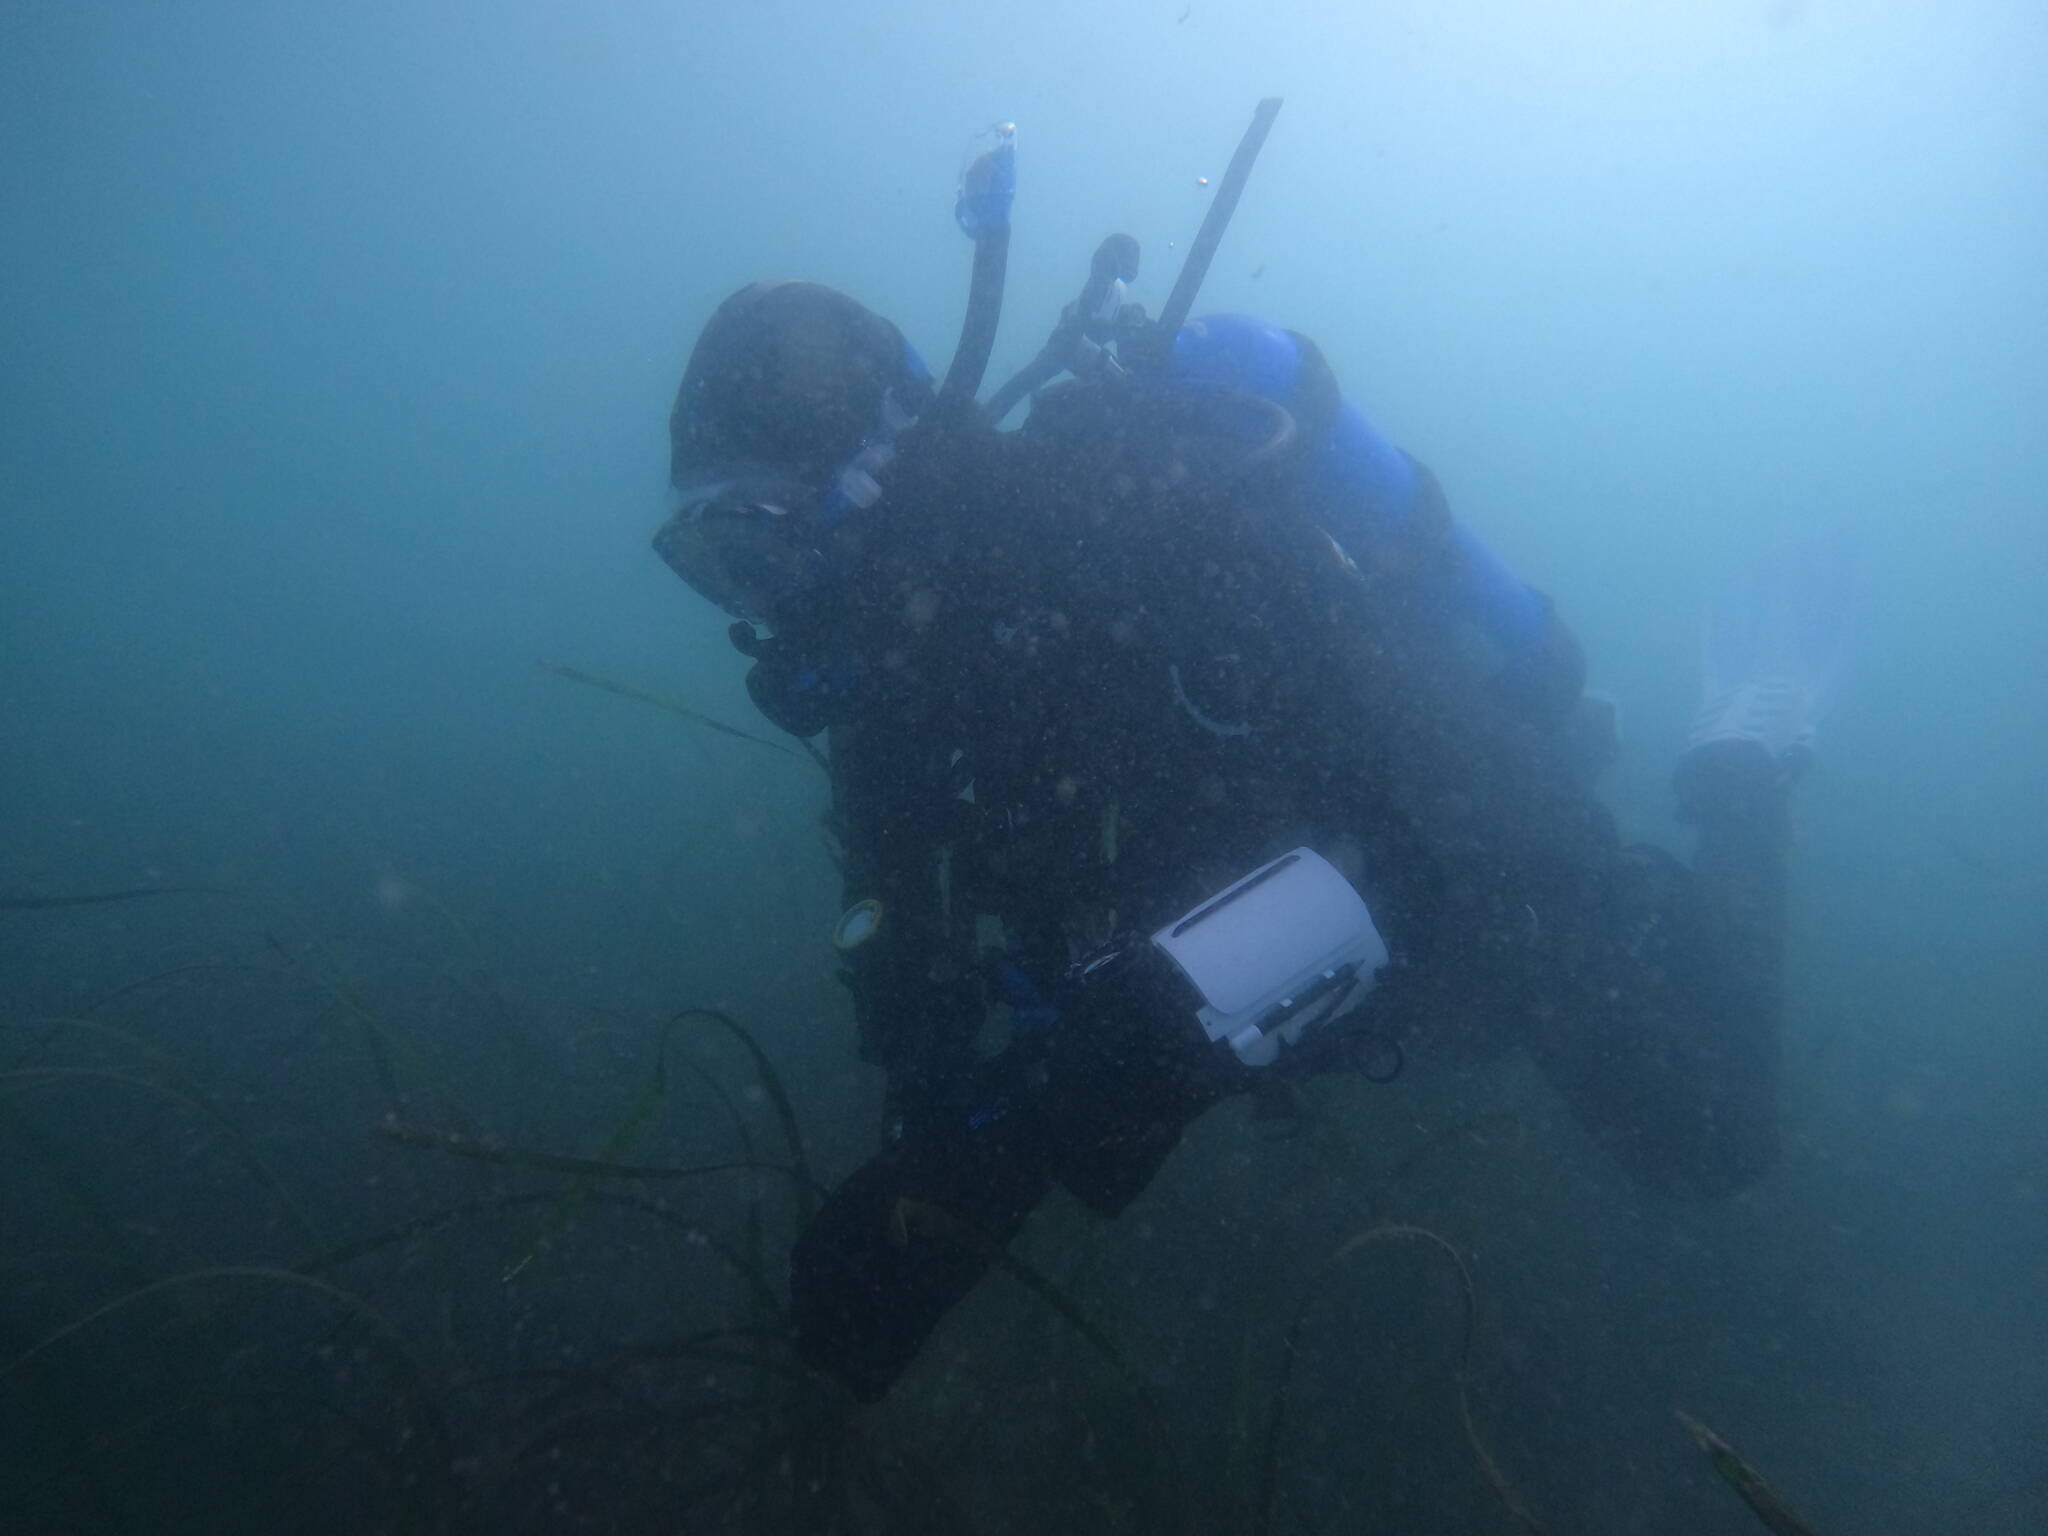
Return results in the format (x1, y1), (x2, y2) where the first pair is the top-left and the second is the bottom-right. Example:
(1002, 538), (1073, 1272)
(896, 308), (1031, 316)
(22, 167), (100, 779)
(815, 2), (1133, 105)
(792, 1089), (1052, 1402)
(791, 948), (1231, 1401)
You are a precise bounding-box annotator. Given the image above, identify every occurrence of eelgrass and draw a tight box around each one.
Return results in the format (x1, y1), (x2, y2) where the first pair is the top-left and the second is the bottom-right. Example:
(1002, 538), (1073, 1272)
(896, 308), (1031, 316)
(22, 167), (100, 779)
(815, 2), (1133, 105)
(362, 1001), (824, 1530)
(266, 935), (412, 1117)
(497, 1006), (811, 1280)
(376, 1117), (815, 1192)
(1675, 1407), (1825, 1536)
(3, 1382), (423, 1536)
(364, 1001), (990, 1533)
(670, 1005), (820, 1220)
(1, 1266), (454, 1533)
(1256, 1222), (1545, 1536)
(1, 964), (1469, 1536)
(1, 950), (856, 1529)
(500, 1019), (676, 1280)
(0, 886), (215, 910)
(539, 657), (825, 770)
(0, 1019), (326, 1257)
(460, 1352), (805, 1533)
(79, 958), (299, 1018)
(0, 1109), (162, 1287)
(310, 1186), (787, 1320)
(370, 1007), (844, 1530)
(400, 881), (523, 1035)
(377, 1006), (824, 1194)
(14, 945), (1796, 1536)
(889, 1195), (1190, 1531)
(659, 1006), (800, 1530)
(558, 1009), (796, 1529)
(0, 961), (299, 1073)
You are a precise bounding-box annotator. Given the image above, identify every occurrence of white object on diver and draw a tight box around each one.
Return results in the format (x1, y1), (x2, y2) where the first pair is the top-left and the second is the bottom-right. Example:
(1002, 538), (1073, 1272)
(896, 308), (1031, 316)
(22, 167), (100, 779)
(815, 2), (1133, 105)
(1151, 848), (1386, 1067)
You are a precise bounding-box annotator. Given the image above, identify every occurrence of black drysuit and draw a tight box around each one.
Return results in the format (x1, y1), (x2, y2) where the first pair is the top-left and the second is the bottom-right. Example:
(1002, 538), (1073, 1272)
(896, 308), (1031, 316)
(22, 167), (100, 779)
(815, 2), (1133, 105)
(771, 382), (1788, 1401)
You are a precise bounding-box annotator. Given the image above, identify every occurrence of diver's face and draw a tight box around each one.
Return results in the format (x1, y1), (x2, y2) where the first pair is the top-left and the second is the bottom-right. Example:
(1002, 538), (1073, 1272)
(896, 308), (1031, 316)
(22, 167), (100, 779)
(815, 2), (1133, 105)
(654, 466), (825, 628)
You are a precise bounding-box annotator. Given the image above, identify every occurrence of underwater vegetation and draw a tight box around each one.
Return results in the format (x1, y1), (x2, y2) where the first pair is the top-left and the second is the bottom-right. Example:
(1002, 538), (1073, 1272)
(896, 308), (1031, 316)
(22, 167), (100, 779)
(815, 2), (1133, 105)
(0, 863), (1842, 1536)
(539, 659), (828, 772)
(2, 668), (1840, 1535)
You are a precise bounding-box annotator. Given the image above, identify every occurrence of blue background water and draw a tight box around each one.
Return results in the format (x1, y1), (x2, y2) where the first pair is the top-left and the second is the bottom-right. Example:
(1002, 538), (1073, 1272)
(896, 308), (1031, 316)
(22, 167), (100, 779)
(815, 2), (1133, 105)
(2, 2), (2042, 1530)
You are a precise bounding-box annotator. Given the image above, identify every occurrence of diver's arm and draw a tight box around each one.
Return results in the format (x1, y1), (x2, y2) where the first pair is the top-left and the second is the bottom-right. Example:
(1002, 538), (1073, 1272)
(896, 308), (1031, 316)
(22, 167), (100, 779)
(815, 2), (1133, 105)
(824, 710), (982, 1129)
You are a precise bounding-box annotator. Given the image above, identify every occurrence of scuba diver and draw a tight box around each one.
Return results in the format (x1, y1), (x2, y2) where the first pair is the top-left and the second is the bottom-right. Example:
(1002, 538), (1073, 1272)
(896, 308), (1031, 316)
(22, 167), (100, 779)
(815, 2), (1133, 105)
(652, 107), (1837, 1403)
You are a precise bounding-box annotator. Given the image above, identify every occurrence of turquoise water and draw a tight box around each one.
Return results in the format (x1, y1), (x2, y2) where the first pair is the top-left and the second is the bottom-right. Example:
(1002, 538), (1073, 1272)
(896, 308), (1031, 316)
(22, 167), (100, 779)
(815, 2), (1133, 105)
(2, 3), (2041, 1530)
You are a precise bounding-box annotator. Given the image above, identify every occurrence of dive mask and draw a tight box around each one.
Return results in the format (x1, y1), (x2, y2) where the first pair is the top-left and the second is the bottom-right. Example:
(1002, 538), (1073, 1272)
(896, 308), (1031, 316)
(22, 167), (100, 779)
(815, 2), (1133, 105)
(655, 422), (904, 628)
(653, 468), (828, 628)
